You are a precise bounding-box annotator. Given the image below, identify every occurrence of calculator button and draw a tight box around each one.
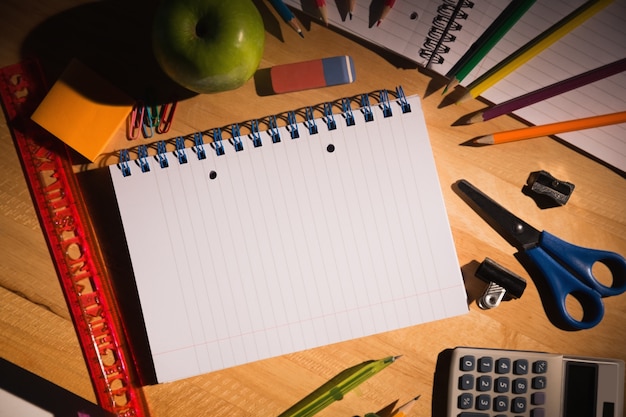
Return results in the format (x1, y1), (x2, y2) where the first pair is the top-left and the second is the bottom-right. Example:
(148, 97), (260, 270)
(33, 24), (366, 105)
(532, 376), (547, 389)
(513, 378), (528, 394)
(496, 358), (511, 374)
(494, 376), (510, 393)
(476, 394), (491, 410)
(514, 359), (529, 374)
(458, 393), (473, 409)
(532, 408), (546, 417)
(512, 397), (527, 413)
(533, 360), (548, 373)
(461, 355), (476, 371)
(494, 395), (509, 412)
(458, 413), (489, 417)
(459, 374), (474, 390)
(532, 392), (546, 405)
(478, 356), (493, 373)
(476, 375), (492, 391)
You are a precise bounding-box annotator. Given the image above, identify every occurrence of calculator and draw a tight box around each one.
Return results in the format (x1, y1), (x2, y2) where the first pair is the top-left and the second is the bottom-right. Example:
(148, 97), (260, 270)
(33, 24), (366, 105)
(443, 347), (624, 417)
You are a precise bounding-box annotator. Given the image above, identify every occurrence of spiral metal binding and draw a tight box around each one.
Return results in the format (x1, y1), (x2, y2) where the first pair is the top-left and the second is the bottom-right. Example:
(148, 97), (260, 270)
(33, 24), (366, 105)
(419, 0), (474, 66)
(212, 128), (225, 156)
(175, 136), (188, 164)
(117, 87), (413, 176)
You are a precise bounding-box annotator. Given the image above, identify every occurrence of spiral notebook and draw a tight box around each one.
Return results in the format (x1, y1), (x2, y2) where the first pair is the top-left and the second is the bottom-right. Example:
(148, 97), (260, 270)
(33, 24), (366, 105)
(108, 90), (468, 383)
(284, 0), (626, 173)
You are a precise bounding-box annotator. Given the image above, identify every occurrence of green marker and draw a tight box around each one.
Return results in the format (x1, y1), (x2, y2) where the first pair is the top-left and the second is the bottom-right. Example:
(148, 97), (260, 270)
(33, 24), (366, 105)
(278, 355), (401, 417)
(443, 0), (536, 94)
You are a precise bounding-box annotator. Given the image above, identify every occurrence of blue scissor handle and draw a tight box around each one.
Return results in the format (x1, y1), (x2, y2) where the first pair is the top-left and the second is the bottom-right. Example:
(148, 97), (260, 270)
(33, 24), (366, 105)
(538, 231), (626, 297)
(525, 231), (626, 330)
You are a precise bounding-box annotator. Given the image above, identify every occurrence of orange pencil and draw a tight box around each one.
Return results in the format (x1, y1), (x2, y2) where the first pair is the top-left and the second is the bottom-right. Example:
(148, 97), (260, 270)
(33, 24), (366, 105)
(474, 111), (626, 145)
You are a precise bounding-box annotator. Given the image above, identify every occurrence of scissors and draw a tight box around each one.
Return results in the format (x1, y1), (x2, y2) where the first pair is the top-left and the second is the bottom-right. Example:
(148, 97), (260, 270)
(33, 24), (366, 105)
(457, 179), (626, 330)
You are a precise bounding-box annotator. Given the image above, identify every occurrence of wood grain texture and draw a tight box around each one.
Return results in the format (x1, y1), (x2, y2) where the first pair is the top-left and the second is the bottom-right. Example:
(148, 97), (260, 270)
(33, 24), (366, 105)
(1, 0), (624, 416)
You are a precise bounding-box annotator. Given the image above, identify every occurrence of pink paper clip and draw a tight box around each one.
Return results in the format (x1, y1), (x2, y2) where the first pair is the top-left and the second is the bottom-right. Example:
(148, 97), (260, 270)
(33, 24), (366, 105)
(156, 100), (177, 134)
(126, 101), (144, 140)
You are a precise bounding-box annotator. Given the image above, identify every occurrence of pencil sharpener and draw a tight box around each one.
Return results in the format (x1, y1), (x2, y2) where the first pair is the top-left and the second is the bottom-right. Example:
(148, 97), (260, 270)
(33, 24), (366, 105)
(475, 258), (527, 309)
(523, 170), (575, 208)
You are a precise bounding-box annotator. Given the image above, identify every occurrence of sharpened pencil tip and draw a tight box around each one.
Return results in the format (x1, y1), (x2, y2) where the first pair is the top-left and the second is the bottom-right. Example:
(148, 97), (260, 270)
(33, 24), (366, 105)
(474, 135), (494, 145)
(298, 30), (304, 38)
(467, 112), (484, 124)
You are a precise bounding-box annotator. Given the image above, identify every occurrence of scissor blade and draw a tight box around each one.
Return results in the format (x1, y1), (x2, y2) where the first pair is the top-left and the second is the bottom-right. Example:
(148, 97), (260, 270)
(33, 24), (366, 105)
(457, 180), (542, 250)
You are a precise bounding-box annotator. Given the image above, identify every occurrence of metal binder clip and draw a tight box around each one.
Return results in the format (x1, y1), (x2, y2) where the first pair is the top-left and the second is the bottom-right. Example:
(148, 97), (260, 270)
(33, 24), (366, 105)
(475, 258), (527, 309)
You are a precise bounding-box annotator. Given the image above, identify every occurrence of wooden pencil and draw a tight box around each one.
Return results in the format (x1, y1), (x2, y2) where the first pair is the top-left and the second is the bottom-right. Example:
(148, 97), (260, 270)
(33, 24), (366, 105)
(469, 57), (626, 123)
(474, 110), (626, 145)
(444, 0), (536, 94)
(456, 0), (613, 104)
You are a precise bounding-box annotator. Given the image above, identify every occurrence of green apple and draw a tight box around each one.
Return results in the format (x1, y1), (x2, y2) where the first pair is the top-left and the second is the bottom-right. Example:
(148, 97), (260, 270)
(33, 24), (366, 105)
(152, 0), (265, 94)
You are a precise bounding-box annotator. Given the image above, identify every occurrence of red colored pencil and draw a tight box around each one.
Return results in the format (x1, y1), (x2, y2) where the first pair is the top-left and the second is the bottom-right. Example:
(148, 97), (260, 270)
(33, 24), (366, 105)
(315, 0), (328, 25)
(377, 0), (396, 26)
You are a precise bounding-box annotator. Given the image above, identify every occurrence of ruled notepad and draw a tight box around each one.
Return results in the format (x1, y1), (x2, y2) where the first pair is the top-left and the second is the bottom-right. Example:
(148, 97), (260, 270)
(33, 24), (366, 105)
(284, 0), (626, 172)
(109, 93), (468, 383)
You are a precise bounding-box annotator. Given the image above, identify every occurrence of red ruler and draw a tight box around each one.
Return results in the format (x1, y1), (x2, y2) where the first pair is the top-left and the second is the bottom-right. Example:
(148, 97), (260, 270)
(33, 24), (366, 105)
(0, 59), (150, 417)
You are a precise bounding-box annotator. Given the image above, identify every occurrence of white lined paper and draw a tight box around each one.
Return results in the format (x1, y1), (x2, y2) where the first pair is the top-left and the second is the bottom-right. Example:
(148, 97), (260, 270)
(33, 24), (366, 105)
(110, 95), (467, 383)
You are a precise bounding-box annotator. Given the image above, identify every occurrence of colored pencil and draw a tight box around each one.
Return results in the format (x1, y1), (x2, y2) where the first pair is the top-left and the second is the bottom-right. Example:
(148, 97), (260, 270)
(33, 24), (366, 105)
(377, 0), (396, 26)
(456, 0), (613, 104)
(469, 57), (626, 124)
(426, 0), (465, 68)
(348, 0), (356, 19)
(316, 0), (329, 25)
(474, 110), (626, 145)
(443, 0), (536, 94)
(391, 395), (421, 417)
(268, 0), (304, 38)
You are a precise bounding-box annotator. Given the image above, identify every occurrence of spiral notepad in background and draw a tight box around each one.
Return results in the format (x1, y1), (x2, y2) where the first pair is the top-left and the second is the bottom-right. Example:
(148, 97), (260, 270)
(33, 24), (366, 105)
(284, 0), (626, 173)
(108, 90), (468, 383)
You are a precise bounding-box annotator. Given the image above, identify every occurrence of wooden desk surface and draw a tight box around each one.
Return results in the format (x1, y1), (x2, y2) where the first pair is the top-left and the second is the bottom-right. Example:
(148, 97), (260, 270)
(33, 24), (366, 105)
(1, 1), (625, 416)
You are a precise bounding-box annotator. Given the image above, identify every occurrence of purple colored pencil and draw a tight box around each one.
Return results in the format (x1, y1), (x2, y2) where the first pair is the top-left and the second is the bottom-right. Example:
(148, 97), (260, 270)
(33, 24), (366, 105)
(469, 57), (626, 123)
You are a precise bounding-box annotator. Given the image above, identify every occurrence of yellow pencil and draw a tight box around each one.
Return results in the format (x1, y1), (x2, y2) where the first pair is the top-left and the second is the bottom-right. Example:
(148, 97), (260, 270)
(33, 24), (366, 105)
(457, 0), (613, 104)
(474, 110), (626, 145)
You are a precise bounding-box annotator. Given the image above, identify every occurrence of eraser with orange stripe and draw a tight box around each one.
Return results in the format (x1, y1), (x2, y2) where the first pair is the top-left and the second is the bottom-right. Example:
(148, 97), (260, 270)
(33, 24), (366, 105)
(270, 56), (356, 94)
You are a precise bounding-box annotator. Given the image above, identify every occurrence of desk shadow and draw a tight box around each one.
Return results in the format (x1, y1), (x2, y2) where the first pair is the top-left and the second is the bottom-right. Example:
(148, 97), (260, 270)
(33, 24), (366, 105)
(432, 348), (454, 417)
(20, 0), (197, 104)
(19, 0), (287, 105)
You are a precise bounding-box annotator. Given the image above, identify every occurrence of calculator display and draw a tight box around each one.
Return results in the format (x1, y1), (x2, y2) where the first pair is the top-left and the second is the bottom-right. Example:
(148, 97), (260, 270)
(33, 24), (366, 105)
(563, 362), (597, 417)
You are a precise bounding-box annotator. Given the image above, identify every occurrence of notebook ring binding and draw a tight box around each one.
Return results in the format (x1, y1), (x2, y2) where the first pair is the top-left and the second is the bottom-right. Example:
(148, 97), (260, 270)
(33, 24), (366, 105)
(117, 87), (412, 176)
(419, 0), (474, 65)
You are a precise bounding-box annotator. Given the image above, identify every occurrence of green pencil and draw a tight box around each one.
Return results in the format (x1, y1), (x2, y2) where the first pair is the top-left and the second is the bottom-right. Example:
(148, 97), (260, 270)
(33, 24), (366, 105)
(443, 0), (536, 94)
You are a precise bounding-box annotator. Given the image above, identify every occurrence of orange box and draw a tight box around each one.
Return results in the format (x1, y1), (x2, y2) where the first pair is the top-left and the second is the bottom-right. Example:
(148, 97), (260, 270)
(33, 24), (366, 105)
(31, 60), (134, 161)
